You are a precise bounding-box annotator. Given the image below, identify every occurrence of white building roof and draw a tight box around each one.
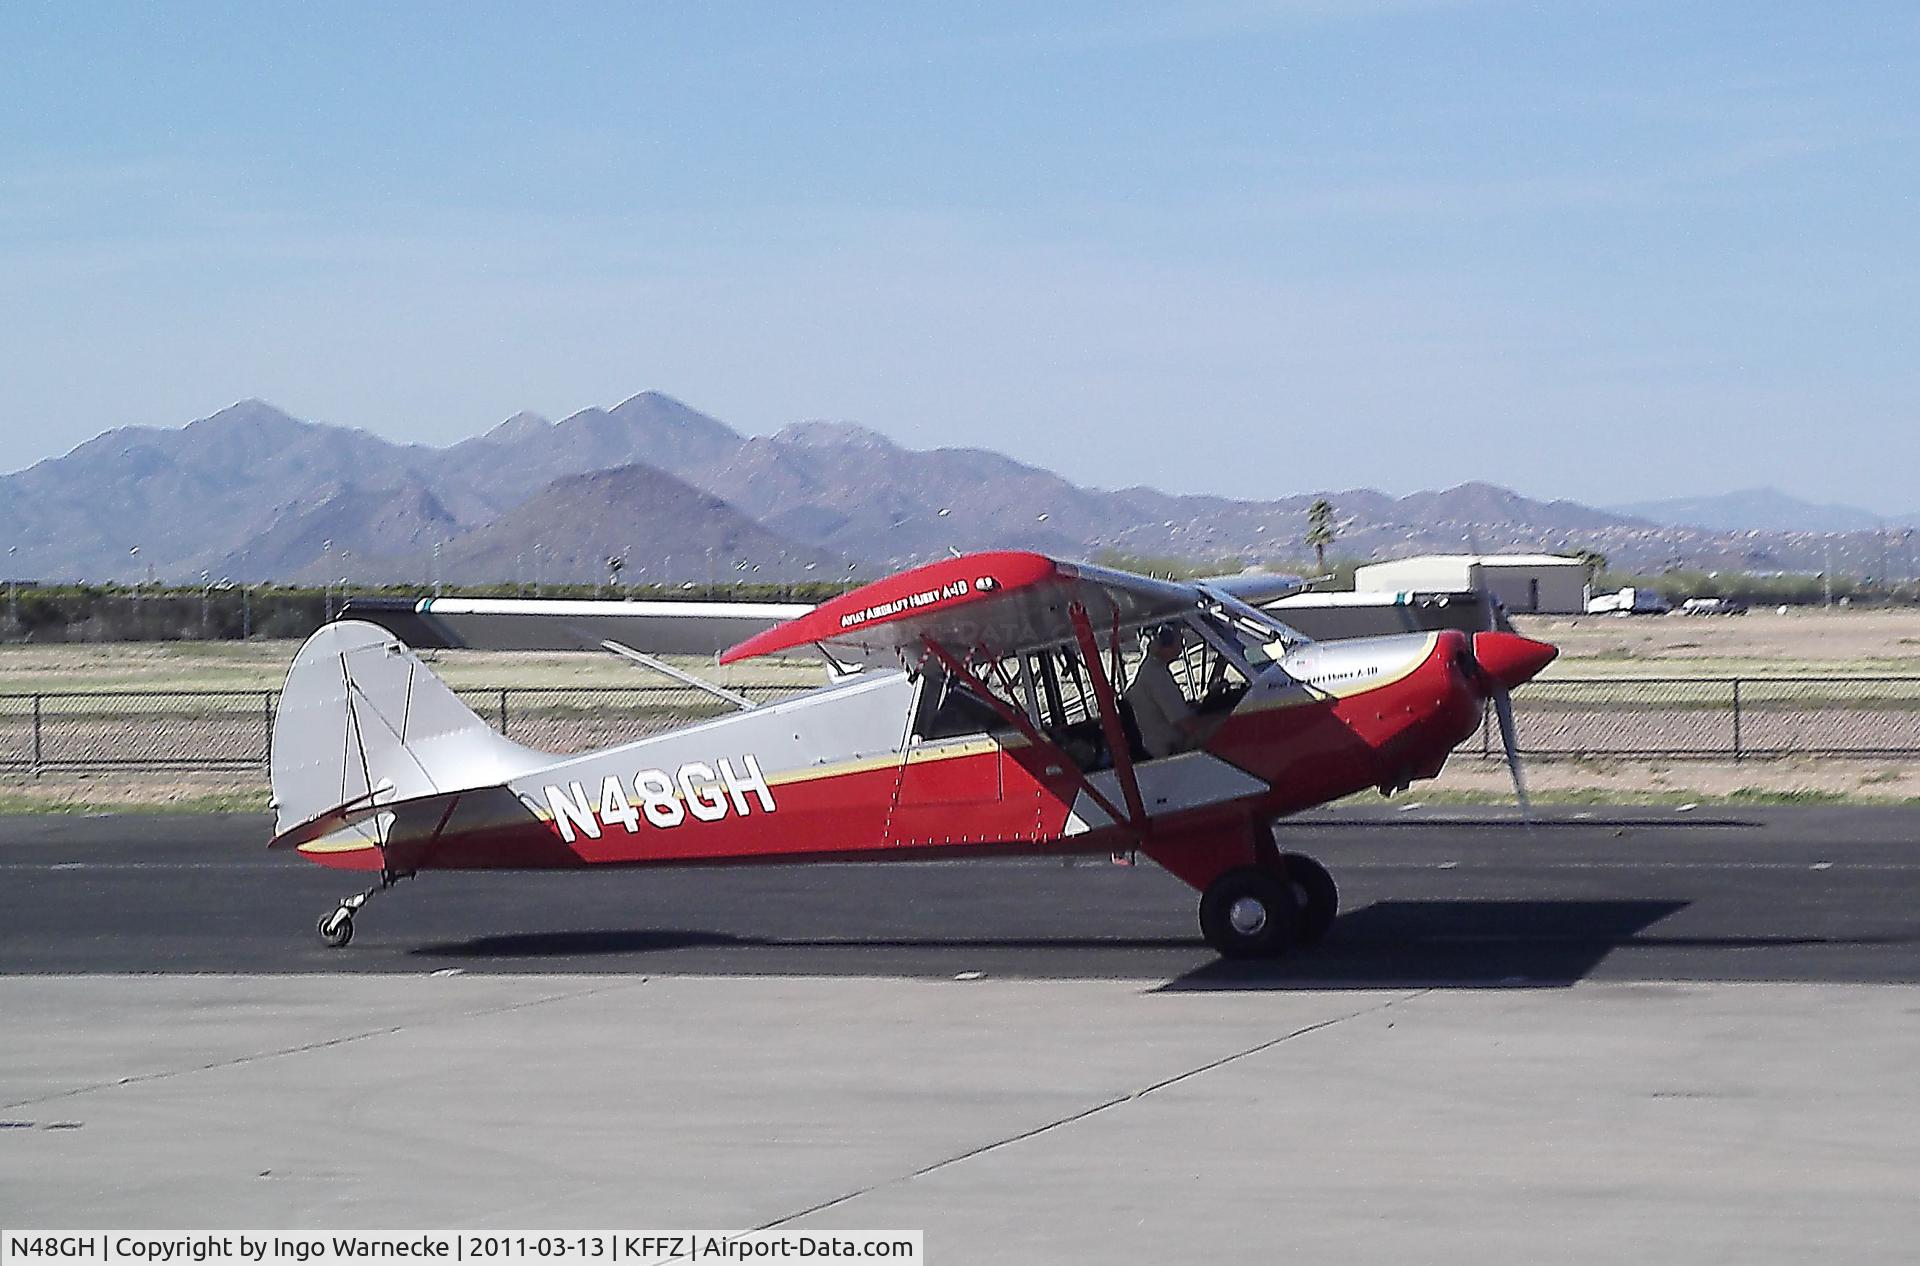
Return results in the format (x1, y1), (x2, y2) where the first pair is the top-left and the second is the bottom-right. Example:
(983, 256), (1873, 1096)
(1359, 553), (1584, 569)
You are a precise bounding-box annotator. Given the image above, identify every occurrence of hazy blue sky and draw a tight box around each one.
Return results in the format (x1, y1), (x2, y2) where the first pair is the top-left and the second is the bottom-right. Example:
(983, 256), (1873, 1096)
(3, 2), (1915, 510)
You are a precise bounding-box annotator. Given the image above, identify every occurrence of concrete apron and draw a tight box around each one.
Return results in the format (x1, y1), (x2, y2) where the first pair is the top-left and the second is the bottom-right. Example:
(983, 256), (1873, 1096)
(2, 975), (1915, 1265)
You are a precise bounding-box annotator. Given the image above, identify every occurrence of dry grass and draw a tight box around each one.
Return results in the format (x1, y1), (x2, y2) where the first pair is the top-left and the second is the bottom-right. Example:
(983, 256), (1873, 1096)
(5, 611), (1920, 812)
(1516, 608), (1920, 677)
(4, 608), (1918, 694)
(1421, 755), (1920, 806)
(0, 640), (818, 695)
(0, 771), (269, 815)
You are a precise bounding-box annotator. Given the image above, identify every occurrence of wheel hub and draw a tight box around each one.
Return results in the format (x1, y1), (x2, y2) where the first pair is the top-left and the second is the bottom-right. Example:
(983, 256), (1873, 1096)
(1228, 896), (1269, 936)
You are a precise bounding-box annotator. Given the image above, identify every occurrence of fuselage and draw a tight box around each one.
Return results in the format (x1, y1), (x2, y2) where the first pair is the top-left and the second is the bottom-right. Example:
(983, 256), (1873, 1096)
(295, 628), (1504, 873)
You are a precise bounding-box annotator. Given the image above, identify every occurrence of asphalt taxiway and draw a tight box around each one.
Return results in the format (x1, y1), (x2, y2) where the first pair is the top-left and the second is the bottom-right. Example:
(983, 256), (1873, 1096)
(3, 806), (1917, 1260)
(0, 805), (1916, 983)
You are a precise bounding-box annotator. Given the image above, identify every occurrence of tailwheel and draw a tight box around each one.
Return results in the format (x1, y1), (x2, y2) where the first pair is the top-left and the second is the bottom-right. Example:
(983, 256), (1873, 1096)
(1274, 852), (1339, 948)
(1198, 866), (1300, 959)
(314, 869), (412, 949)
(317, 907), (354, 948)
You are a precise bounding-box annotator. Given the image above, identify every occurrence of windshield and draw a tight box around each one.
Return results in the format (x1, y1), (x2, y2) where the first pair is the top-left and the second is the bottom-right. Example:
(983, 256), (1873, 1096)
(1195, 584), (1307, 669)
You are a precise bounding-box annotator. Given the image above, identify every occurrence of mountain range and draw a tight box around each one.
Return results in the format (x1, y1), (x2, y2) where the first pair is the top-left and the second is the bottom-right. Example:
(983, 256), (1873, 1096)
(2, 393), (1914, 585)
(1610, 488), (1908, 535)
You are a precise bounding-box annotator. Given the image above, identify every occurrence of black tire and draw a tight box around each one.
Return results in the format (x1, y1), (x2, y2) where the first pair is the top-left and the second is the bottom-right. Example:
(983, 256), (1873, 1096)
(1199, 866), (1300, 959)
(317, 910), (354, 949)
(1276, 852), (1338, 948)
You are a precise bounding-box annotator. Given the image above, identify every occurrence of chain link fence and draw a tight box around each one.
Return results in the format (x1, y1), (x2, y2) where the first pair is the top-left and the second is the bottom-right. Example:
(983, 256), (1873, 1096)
(6, 677), (1920, 773)
(1469, 676), (1920, 761)
(0, 683), (801, 772)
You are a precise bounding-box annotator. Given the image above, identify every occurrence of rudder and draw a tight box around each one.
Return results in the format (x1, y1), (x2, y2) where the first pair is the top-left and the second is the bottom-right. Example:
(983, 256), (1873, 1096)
(270, 620), (538, 844)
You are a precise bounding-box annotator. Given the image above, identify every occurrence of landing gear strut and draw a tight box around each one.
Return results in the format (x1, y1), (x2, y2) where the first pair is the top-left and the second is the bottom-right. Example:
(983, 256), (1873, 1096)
(317, 869), (412, 948)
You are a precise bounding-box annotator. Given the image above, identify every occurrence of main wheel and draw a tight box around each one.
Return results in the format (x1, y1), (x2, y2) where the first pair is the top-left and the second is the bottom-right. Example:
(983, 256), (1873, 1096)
(317, 908), (354, 949)
(1198, 866), (1300, 959)
(1275, 852), (1338, 948)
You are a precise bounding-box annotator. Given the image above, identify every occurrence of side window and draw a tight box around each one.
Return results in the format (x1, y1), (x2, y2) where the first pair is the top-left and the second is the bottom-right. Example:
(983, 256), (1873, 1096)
(1023, 645), (1111, 772)
(912, 670), (1003, 742)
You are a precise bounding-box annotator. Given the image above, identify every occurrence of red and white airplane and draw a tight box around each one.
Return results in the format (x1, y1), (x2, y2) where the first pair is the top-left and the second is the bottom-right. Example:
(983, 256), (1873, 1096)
(272, 550), (1555, 958)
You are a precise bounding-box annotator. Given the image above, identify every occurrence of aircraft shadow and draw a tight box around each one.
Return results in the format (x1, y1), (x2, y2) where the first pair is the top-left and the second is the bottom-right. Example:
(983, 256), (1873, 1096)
(1297, 816), (1755, 831)
(412, 931), (1201, 957)
(406, 898), (1763, 990)
(418, 929), (748, 956)
(1159, 898), (1691, 991)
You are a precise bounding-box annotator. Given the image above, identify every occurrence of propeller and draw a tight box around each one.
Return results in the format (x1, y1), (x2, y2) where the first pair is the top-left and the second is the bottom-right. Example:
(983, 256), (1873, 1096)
(1469, 631), (1557, 825)
(1491, 685), (1531, 823)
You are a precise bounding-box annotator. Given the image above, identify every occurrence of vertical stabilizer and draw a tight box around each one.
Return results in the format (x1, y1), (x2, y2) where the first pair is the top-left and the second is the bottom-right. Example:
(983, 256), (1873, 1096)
(270, 620), (538, 842)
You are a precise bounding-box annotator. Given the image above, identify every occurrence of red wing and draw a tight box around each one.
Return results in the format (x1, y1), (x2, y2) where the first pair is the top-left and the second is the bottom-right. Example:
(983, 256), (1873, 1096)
(718, 550), (1199, 665)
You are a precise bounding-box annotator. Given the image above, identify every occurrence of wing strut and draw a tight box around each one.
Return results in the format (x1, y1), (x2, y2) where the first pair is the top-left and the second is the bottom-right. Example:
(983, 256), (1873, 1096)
(1068, 602), (1149, 832)
(917, 635), (1138, 838)
(599, 640), (755, 710)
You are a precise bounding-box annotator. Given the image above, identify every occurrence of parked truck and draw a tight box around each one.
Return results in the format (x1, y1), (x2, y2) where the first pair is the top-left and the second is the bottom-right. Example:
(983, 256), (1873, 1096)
(1586, 585), (1671, 616)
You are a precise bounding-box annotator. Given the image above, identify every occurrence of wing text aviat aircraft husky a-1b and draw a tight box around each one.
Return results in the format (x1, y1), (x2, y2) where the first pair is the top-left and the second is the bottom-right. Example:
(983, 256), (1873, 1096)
(271, 550), (1555, 958)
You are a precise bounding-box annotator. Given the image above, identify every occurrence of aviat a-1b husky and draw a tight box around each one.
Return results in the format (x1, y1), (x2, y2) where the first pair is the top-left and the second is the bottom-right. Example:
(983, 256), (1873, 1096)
(272, 550), (1554, 958)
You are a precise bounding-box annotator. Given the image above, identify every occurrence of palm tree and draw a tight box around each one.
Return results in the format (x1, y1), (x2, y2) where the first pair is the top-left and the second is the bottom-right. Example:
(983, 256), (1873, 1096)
(1305, 498), (1337, 573)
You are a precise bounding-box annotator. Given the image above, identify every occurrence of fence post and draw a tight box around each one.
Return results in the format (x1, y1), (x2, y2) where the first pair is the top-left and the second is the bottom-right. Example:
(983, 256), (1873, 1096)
(264, 690), (275, 769)
(1732, 678), (1743, 763)
(32, 693), (42, 777)
(499, 689), (509, 735)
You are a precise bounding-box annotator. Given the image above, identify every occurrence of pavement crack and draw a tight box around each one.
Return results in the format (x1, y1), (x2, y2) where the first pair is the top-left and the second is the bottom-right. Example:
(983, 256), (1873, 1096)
(3, 979), (647, 1111)
(755, 988), (1431, 1231)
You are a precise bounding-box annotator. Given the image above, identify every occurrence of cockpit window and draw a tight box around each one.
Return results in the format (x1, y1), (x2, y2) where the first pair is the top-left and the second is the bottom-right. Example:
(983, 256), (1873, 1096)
(911, 670), (1004, 742)
(1122, 622), (1250, 708)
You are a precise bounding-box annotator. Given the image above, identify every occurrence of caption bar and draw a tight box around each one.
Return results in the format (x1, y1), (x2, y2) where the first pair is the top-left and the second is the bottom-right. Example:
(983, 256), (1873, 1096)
(3, 1234), (922, 1266)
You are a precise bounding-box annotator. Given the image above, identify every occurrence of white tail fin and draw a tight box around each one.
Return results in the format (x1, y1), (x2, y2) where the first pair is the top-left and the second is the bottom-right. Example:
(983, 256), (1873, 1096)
(270, 620), (537, 843)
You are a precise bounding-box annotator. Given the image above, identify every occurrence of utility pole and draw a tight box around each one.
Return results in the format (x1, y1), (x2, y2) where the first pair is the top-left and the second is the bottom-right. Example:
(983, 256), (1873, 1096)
(129, 546), (144, 639)
(1822, 540), (1834, 608)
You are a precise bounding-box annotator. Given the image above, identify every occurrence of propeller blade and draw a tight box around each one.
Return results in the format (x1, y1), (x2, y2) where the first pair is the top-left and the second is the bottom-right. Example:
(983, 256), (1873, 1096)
(1492, 686), (1532, 824)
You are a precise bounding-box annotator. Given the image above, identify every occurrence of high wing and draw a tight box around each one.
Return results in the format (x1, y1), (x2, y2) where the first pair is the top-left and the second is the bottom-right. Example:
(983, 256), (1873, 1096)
(339, 595), (814, 657)
(339, 564), (1509, 669)
(719, 550), (1217, 666)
